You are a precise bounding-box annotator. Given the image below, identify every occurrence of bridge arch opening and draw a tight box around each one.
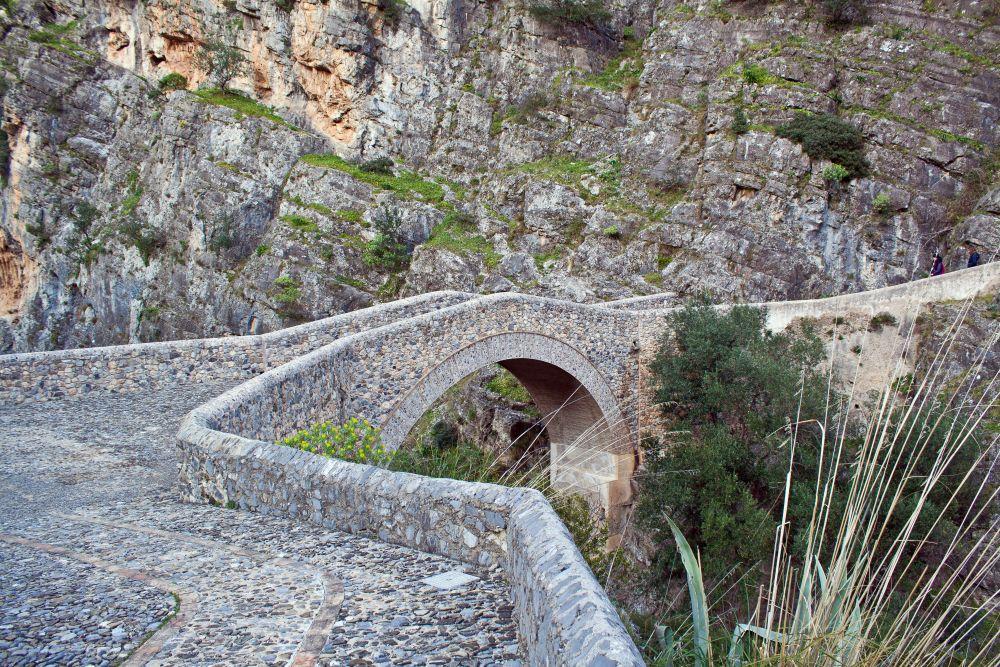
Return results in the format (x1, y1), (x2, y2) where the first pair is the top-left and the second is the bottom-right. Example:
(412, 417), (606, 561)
(382, 333), (635, 513)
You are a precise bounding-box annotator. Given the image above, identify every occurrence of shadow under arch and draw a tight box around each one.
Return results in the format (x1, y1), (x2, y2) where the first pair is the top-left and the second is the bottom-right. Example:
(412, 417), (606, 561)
(381, 332), (635, 513)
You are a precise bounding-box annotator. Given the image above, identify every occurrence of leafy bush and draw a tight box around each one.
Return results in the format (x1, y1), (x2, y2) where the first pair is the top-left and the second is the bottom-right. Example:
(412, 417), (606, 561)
(602, 224), (620, 238)
(378, 0), (408, 28)
(818, 0), (868, 26)
(821, 163), (850, 182)
(119, 220), (165, 265)
(280, 417), (392, 465)
(158, 72), (188, 91)
(776, 112), (869, 179)
(872, 191), (892, 214)
(272, 275), (301, 305)
(491, 93), (549, 135)
(868, 311), (897, 331)
(528, 0), (610, 28)
(636, 300), (828, 576)
(428, 420), (459, 450)
(208, 213), (235, 251)
(742, 63), (775, 85)
(639, 299), (990, 588)
(362, 207), (410, 269)
(358, 157), (394, 175)
(731, 105), (749, 134)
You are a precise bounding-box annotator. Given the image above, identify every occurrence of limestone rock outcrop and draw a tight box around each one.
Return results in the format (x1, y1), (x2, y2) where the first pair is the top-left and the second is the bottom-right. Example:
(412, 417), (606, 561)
(0, 0), (996, 351)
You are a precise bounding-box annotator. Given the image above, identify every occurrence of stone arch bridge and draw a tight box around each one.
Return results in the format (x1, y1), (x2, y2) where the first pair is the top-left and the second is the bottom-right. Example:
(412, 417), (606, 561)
(2, 264), (997, 666)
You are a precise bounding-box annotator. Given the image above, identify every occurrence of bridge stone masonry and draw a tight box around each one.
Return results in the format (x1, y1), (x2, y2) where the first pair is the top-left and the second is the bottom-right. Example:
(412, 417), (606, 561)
(2, 264), (997, 666)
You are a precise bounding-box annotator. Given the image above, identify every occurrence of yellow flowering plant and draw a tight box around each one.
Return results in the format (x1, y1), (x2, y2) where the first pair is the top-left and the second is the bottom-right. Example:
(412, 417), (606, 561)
(279, 417), (393, 466)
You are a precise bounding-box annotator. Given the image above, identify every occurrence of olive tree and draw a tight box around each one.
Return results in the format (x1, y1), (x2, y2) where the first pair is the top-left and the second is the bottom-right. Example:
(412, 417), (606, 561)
(195, 38), (247, 91)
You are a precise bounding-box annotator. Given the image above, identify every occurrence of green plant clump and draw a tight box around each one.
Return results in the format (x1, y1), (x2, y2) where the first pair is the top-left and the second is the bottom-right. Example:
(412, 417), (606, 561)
(731, 105), (749, 135)
(358, 157), (394, 175)
(485, 368), (533, 403)
(119, 220), (164, 265)
(424, 211), (500, 268)
(28, 21), (97, 61)
(192, 88), (294, 128)
(528, 0), (610, 29)
(272, 275), (302, 305)
(282, 213), (319, 235)
(872, 191), (892, 214)
(868, 311), (898, 331)
(637, 300), (829, 576)
(158, 72), (188, 91)
(300, 154), (446, 205)
(378, 0), (408, 29)
(819, 0), (868, 27)
(582, 30), (643, 93)
(363, 207), (410, 270)
(490, 93), (548, 136)
(776, 112), (869, 179)
(821, 163), (850, 182)
(280, 417), (392, 465)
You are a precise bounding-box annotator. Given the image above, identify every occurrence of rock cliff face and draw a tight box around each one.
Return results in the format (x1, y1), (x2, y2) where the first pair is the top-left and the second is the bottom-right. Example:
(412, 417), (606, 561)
(0, 0), (997, 351)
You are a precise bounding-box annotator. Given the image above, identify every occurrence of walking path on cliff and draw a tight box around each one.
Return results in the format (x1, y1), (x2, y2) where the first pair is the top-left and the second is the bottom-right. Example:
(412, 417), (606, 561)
(0, 383), (522, 667)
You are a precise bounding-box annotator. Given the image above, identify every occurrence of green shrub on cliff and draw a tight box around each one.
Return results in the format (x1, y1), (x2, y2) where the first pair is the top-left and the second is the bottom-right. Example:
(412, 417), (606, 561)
(158, 72), (188, 91)
(528, 0), (610, 29)
(362, 207), (410, 270)
(776, 112), (869, 179)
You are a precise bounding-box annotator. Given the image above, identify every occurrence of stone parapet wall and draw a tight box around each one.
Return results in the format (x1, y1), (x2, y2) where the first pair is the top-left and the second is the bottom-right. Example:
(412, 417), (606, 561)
(607, 264), (999, 316)
(176, 408), (644, 666)
(0, 292), (473, 403)
(757, 264), (1000, 331)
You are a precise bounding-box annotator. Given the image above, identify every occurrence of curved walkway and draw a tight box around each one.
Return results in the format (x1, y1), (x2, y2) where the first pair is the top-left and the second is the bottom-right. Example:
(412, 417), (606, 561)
(0, 383), (522, 666)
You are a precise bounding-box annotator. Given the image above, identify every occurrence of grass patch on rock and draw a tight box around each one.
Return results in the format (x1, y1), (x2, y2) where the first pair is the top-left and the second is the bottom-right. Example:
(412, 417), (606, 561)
(300, 153), (446, 205)
(192, 88), (295, 128)
(424, 212), (500, 268)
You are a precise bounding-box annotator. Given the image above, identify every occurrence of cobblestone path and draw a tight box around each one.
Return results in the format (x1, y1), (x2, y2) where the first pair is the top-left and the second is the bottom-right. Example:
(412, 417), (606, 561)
(0, 386), (522, 666)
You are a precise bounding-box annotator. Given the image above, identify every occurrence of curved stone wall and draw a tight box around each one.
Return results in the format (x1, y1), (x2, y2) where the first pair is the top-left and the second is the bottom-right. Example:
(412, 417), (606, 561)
(176, 400), (645, 666)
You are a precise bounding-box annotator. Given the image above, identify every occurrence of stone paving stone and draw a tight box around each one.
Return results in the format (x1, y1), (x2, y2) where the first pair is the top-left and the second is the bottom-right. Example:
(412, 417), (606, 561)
(0, 385), (522, 666)
(0, 540), (175, 667)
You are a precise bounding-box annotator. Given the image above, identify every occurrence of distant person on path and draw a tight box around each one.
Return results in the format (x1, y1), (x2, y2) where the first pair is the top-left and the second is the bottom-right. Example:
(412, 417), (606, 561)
(966, 244), (981, 268)
(931, 253), (945, 276)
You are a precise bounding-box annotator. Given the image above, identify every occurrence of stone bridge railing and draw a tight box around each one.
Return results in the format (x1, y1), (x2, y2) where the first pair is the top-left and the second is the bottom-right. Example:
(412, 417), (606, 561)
(0, 292), (474, 403)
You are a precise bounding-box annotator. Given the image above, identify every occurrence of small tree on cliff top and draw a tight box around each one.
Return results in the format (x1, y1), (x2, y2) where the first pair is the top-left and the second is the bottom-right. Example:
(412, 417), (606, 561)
(195, 38), (247, 91)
